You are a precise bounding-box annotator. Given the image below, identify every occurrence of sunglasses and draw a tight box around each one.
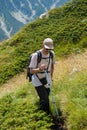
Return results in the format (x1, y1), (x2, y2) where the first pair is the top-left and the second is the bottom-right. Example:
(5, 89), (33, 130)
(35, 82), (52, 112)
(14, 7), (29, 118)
(45, 48), (52, 51)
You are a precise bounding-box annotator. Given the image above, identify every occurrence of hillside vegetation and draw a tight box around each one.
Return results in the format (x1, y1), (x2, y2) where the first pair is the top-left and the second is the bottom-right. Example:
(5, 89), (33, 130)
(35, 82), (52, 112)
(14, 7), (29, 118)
(0, 0), (87, 129)
(0, 0), (87, 84)
(0, 50), (87, 130)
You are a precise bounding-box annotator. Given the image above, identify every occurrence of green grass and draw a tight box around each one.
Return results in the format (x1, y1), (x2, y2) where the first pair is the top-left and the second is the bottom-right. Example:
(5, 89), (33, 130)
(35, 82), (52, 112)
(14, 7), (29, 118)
(54, 70), (87, 130)
(0, 71), (87, 130)
(0, 84), (53, 130)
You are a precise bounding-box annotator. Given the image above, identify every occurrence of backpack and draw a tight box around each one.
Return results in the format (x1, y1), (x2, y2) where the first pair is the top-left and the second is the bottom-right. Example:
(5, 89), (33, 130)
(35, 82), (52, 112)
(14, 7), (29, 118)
(26, 50), (53, 82)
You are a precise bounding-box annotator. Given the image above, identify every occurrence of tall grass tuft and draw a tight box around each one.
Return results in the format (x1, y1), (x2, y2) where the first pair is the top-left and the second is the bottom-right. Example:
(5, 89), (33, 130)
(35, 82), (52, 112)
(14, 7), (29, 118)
(54, 70), (87, 130)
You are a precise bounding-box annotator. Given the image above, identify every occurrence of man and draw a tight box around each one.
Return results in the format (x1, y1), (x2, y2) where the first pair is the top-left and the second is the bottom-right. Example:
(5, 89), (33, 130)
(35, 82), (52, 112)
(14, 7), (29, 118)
(29, 38), (55, 114)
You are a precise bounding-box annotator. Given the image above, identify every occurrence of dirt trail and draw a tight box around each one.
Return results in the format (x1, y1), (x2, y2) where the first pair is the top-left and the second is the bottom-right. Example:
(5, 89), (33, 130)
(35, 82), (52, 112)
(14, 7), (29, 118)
(0, 51), (87, 98)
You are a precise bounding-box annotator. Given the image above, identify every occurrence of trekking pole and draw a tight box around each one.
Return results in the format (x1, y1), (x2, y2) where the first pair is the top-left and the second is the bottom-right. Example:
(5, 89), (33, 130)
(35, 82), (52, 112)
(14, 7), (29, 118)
(44, 70), (59, 117)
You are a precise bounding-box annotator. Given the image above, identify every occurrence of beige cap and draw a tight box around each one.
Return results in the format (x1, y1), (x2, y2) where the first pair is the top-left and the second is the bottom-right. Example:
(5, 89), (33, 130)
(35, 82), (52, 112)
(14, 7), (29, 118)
(43, 38), (54, 49)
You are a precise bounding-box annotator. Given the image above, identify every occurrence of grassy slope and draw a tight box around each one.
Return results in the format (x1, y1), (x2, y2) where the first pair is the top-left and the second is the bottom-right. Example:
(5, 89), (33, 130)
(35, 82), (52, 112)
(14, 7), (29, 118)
(0, 51), (87, 98)
(0, 50), (87, 130)
(0, 0), (87, 84)
(54, 51), (87, 130)
(0, 0), (87, 129)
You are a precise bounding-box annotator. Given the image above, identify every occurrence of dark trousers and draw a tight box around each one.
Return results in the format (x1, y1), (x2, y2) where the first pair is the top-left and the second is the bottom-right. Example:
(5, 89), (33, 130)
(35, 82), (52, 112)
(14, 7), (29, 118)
(35, 85), (50, 114)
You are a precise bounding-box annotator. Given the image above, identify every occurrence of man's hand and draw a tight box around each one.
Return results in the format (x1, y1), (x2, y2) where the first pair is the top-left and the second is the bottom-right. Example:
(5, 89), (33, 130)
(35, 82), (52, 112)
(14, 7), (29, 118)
(39, 64), (47, 71)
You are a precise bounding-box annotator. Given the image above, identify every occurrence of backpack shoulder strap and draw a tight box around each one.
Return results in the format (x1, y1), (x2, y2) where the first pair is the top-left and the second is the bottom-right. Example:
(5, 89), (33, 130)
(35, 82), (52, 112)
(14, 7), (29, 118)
(49, 51), (54, 61)
(36, 51), (42, 66)
(36, 50), (54, 67)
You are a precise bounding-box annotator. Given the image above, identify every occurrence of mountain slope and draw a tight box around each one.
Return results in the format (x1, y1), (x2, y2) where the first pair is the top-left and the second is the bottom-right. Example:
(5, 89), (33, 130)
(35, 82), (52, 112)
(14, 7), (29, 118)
(0, 1), (87, 129)
(0, 50), (87, 130)
(0, 0), (71, 41)
(0, 0), (87, 84)
(0, 50), (87, 97)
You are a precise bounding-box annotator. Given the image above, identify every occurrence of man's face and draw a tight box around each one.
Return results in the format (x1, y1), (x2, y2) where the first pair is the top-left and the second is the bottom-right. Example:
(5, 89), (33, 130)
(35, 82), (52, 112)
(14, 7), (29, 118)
(44, 46), (52, 53)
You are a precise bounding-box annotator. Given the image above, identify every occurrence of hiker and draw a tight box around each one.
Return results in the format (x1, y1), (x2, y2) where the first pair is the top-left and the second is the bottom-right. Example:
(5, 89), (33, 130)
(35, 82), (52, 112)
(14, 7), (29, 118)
(29, 38), (55, 114)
